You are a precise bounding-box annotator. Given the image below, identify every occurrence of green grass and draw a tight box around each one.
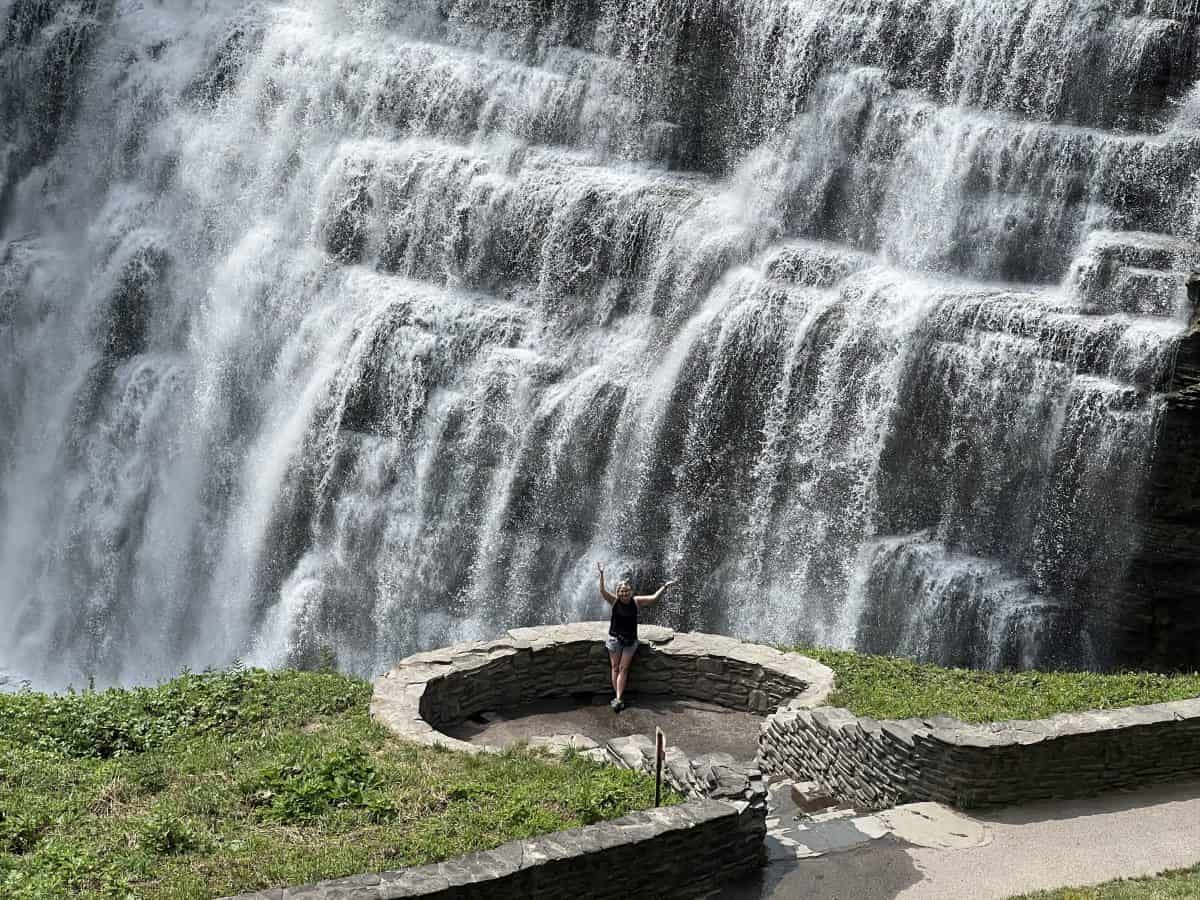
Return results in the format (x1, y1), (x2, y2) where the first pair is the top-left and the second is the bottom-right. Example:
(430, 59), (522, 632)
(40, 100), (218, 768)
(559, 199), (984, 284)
(789, 647), (1200, 724)
(0, 666), (675, 899)
(1011, 863), (1200, 899)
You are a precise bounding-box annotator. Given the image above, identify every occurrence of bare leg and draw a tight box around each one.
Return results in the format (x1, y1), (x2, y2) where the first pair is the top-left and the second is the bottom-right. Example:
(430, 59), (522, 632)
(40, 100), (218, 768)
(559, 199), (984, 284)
(616, 650), (635, 700)
(609, 650), (621, 696)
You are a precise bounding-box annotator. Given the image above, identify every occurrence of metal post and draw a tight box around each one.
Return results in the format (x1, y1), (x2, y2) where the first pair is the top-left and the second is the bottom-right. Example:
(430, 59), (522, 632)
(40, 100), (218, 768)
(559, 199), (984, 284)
(654, 727), (665, 807)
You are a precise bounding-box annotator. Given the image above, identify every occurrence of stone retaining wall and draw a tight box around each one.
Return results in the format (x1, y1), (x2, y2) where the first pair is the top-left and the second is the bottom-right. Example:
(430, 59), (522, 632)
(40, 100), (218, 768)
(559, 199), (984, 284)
(225, 799), (763, 900)
(759, 700), (1200, 810)
(371, 622), (832, 752)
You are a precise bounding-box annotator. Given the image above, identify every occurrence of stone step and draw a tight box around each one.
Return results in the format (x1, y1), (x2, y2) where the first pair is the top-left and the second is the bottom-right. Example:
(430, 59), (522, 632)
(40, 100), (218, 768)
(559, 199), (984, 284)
(922, 289), (1183, 390)
(762, 241), (874, 289)
(1066, 230), (1200, 318)
(764, 779), (988, 861)
(315, 137), (718, 316)
(421, 0), (1200, 133)
(604, 735), (766, 807)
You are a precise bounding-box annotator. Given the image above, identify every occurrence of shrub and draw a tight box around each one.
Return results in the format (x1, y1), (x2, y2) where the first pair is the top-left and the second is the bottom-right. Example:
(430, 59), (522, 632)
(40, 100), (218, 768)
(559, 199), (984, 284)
(1, 840), (120, 899)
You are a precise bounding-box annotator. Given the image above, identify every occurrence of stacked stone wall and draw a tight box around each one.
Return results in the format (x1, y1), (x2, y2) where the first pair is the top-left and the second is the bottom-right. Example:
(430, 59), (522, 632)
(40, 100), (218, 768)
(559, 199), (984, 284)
(759, 700), (1200, 810)
(373, 622), (832, 751)
(225, 799), (763, 900)
(417, 632), (815, 728)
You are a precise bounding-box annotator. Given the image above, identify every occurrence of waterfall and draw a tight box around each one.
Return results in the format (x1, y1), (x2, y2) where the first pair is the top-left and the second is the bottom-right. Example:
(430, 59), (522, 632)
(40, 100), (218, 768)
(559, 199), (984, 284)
(3, 0), (1199, 687)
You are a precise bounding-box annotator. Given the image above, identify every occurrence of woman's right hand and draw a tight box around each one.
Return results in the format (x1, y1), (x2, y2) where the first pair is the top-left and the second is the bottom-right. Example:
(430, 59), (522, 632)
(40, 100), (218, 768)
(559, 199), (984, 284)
(596, 561), (604, 575)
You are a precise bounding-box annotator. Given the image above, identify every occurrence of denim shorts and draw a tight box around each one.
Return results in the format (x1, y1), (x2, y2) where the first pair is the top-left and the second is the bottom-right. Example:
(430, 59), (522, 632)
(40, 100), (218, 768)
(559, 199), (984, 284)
(605, 635), (638, 655)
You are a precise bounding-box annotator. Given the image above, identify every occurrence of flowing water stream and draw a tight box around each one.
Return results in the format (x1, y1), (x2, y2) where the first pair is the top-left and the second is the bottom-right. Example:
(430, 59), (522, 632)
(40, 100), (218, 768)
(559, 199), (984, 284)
(2, 0), (1199, 687)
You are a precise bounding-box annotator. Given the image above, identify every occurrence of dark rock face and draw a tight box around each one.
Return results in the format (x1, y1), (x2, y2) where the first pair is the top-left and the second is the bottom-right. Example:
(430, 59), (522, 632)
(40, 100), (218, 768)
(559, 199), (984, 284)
(0, 0), (109, 223)
(1121, 293), (1200, 670)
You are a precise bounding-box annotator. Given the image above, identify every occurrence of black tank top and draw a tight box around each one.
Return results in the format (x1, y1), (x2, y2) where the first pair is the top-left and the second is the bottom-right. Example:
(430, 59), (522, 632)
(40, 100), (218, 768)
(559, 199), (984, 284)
(609, 598), (638, 643)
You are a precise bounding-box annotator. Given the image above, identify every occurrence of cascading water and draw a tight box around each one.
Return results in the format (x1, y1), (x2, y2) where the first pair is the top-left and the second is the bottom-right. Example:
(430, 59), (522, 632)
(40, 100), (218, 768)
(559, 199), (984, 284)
(3, 0), (1200, 688)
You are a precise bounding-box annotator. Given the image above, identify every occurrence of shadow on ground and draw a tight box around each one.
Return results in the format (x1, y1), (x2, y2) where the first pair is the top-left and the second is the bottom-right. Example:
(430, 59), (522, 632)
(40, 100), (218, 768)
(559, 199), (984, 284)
(442, 694), (763, 760)
(975, 778), (1200, 827)
(726, 839), (925, 900)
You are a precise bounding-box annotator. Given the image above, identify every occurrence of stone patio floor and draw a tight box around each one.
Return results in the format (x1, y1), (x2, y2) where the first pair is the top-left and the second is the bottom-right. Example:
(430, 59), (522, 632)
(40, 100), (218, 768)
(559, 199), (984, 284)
(441, 694), (764, 760)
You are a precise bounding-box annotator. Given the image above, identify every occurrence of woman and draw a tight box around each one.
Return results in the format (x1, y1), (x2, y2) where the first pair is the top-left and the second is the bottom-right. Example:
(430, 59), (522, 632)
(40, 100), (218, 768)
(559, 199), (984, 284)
(596, 561), (678, 711)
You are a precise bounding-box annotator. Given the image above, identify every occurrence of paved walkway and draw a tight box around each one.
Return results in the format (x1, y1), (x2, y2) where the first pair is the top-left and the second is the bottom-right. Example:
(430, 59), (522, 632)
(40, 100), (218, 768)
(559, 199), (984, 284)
(739, 778), (1200, 899)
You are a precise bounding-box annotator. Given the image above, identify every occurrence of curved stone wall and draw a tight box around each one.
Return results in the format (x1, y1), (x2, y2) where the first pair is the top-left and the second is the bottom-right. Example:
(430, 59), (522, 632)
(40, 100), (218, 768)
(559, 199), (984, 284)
(759, 699), (1200, 811)
(371, 621), (833, 752)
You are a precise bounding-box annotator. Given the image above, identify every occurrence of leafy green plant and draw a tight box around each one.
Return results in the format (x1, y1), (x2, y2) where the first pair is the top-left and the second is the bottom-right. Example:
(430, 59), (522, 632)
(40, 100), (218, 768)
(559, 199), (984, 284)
(244, 746), (397, 823)
(0, 808), (49, 854)
(138, 811), (207, 855)
(569, 778), (643, 825)
(124, 754), (170, 794)
(1, 839), (124, 899)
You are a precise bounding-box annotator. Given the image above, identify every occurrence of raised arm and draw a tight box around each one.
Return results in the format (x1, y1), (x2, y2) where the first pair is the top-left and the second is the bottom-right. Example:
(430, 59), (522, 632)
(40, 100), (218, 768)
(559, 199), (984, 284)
(635, 578), (678, 607)
(597, 561), (617, 605)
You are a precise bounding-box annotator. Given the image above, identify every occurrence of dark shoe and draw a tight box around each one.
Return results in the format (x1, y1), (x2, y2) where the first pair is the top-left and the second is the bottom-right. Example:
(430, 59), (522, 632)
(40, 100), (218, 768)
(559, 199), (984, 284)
(610, 697), (621, 710)
(615, 699), (626, 713)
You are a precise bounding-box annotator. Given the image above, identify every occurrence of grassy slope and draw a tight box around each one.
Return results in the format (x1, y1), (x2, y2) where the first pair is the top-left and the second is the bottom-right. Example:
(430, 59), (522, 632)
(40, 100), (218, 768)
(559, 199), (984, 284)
(0, 668), (672, 899)
(791, 647), (1200, 723)
(1011, 864), (1200, 899)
